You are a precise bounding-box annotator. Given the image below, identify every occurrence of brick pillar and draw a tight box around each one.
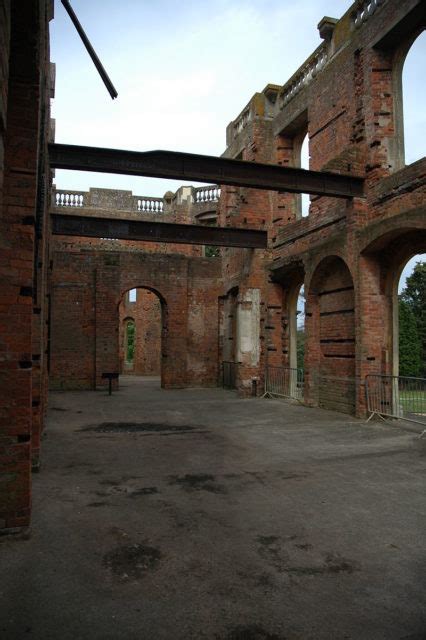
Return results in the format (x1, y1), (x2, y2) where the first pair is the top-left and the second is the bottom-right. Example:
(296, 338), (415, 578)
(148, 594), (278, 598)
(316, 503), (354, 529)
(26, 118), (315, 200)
(0, 1), (43, 531)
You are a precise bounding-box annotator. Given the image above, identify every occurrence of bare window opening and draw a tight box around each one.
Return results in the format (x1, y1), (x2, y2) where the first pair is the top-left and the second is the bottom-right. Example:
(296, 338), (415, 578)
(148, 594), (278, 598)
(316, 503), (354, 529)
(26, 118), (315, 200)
(129, 289), (137, 303)
(300, 135), (310, 218)
(402, 32), (426, 166)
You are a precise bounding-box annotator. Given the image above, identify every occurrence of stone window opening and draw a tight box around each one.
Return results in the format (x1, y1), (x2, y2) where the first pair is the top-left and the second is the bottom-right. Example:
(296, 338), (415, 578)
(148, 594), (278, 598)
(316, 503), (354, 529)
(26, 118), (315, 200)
(275, 116), (309, 223)
(400, 31), (426, 166)
(392, 30), (426, 171)
(300, 134), (310, 218)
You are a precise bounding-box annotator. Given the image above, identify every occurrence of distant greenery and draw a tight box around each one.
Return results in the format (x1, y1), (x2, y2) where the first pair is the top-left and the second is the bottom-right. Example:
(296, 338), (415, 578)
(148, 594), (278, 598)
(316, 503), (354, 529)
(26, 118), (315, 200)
(296, 329), (305, 370)
(126, 322), (135, 362)
(205, 245), (220, 257)
(399, 261), (425, 377)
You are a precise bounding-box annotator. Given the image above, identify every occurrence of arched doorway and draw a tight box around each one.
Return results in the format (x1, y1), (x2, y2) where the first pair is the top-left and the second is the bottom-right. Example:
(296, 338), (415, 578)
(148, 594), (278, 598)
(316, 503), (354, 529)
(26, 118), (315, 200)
(286, 281), (305, 401)
(118, 287), (164, 385)
(396, 254), (426, 379)
(306, 256), (356, 414)
(359, 221), (426, 419)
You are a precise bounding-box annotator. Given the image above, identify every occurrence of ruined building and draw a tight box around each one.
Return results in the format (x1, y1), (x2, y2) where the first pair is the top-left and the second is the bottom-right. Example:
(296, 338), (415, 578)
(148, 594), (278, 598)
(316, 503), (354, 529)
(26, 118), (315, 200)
(0, 0), (425, 532)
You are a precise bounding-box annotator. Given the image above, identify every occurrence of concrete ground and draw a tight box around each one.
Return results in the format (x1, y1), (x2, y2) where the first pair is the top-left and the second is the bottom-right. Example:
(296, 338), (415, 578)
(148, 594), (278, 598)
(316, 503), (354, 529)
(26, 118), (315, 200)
(1, 376), (425, 640)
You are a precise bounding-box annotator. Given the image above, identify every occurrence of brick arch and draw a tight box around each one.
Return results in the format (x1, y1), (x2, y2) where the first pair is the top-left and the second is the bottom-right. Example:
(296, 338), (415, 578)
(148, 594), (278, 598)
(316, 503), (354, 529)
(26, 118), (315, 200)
(359, 208), (425, 257)
(305, 255), (356, 414)
(51, 251), (221, 391)
(360, 223), (426, 380)
(305, 248), (355, 293)
(117, 284), (167, 309)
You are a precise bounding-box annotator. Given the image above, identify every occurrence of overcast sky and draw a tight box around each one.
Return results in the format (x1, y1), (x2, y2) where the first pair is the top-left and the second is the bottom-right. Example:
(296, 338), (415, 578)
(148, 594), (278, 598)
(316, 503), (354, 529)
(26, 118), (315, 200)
(50, 0), (425, 287)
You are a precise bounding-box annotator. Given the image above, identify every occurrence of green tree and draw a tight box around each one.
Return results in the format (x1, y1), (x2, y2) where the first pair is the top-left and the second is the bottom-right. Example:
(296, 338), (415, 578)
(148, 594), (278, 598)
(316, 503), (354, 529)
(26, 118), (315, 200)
(296, 329), (305, 370)
(126, 321), (135, 362)
(399, 299), (421, 377)
(400, 261), (425, 376)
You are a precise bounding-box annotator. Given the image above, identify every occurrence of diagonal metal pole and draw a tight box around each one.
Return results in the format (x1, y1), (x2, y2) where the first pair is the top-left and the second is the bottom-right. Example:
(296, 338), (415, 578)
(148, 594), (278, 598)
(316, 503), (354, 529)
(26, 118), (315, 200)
(61, 0), (118, 99)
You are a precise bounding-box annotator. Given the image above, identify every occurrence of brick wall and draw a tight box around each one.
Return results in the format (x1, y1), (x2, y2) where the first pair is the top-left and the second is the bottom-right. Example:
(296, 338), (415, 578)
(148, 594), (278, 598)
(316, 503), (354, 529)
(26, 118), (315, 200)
(0, 0), (52, 531)
(50, 249), (221, 390)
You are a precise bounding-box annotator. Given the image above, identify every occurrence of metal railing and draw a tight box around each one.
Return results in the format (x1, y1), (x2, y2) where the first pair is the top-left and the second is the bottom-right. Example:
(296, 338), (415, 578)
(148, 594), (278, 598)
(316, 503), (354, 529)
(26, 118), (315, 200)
(222, 361), (237, 389)
(366, 374), (426, 426)
(263, 366), (304, 401)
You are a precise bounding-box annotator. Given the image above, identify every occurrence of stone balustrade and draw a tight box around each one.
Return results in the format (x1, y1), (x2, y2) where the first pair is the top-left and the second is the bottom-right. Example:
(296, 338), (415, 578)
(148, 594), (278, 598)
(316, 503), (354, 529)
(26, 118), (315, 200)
(233, 107), (251, 138)
(53, 186), (221, 214)
(194, 185), (221, 203)
(137, 198), (164, 213)
(55, 191), (86, 207)
(279, 43), (328, 108)
(351, 0), (386, 29)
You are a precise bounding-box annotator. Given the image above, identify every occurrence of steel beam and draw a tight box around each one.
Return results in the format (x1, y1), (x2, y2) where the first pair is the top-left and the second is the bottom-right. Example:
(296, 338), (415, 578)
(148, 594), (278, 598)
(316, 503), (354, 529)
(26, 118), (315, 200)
(51, 213), (267, 248)
(61, 0), (118, 99)
(49, 143), (364, 198)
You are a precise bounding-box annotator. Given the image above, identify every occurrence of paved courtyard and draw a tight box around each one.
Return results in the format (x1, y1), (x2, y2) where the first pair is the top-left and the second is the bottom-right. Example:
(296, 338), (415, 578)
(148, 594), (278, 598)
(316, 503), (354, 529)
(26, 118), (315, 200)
(1, 376), (425, 640)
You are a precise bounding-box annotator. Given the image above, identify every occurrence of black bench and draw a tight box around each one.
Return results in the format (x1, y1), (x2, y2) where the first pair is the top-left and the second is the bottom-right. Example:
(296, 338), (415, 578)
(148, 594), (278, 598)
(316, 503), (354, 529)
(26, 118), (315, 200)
(101, 372), (119, 395)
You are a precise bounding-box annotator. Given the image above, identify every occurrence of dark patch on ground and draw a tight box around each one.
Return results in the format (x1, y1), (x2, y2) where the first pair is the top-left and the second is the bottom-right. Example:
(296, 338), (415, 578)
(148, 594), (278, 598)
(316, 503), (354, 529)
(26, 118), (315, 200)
(285, 554), (357, 577)
(220, 624), (285, 639)
(257, 537), (356, 576)
(276, 472), (309, 480)
(295, 543), (313, 551)
(258, 535), (280, 546)
(237, 570), (274, 591)
(128, 487), (158, 497)
(87, 501), (109, 507)
(257, 535), (289, 571)
(169, 473), (227, 494)
(81, 421), (197, 434)
(51, 406), (67, 411)
(103, 543), (162, 581)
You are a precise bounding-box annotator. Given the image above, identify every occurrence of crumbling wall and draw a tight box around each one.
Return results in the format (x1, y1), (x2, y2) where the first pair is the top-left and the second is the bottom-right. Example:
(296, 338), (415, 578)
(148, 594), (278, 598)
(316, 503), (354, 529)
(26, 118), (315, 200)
(221, 0), (426, 412)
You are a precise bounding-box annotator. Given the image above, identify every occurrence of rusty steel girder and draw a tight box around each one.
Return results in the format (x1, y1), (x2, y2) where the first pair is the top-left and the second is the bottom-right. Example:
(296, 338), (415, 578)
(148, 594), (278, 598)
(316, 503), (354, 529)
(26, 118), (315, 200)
(51, 213), (267, 248)
(49, 143), (364, 198)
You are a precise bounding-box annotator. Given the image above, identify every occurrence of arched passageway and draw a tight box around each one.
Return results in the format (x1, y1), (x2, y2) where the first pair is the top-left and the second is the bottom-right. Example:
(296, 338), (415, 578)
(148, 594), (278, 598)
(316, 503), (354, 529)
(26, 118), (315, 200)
(118, 287), (165, 386)
(397, 254), (425, 379)
(358, 220), (426, 418)
(119, 288), (162, 378)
